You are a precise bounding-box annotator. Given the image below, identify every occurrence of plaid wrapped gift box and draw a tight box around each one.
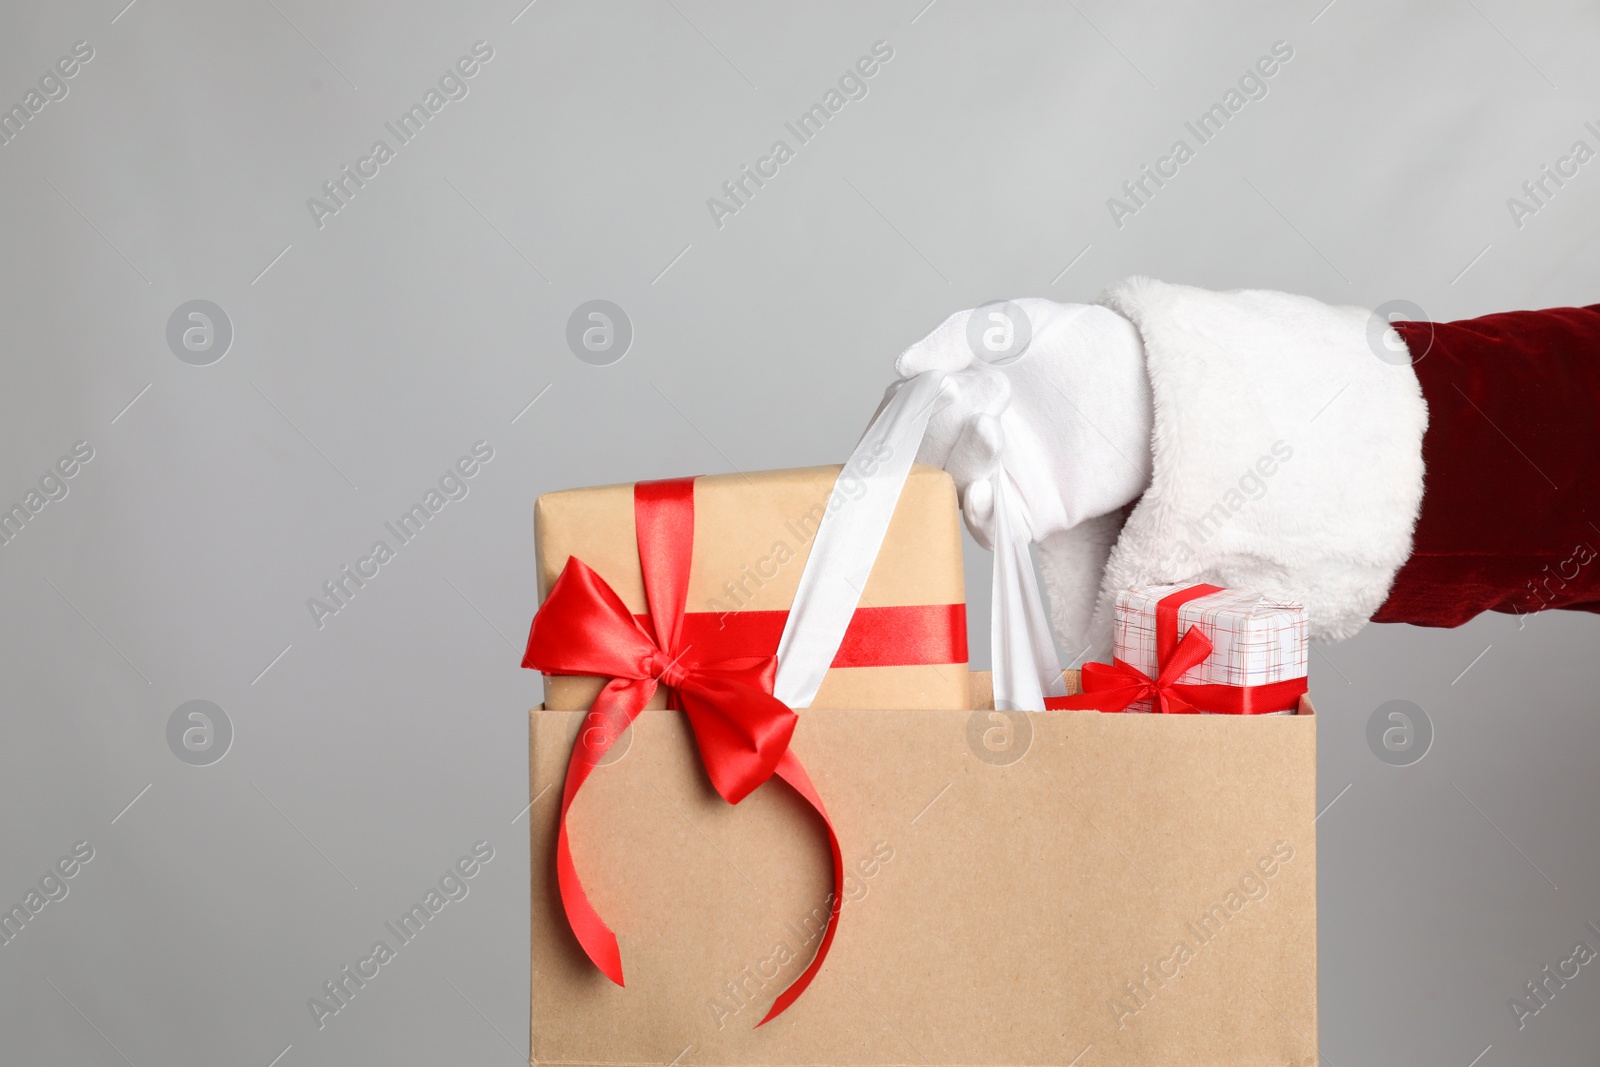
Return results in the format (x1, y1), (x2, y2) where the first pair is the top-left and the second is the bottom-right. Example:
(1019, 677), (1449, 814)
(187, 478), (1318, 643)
(1113, 584), (1308, 714)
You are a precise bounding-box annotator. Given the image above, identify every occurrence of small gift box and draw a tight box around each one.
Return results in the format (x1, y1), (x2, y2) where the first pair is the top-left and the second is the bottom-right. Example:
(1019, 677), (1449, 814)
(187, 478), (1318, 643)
(1053, 583), (1308, 715)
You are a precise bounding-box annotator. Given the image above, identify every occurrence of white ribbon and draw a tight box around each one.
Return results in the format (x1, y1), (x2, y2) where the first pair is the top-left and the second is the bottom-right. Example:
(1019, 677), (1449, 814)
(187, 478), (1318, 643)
(773, 370), (1066, 710)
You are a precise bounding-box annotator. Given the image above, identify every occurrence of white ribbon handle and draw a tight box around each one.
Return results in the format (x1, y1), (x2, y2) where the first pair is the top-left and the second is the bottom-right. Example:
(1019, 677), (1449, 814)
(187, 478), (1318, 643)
(986, 472), (1069, 710)
(773, 370), (1065, 710)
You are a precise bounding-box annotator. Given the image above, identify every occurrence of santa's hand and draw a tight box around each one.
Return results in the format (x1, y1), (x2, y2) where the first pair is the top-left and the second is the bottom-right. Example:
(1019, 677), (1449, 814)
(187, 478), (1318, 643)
(894, 298), (1154, 550)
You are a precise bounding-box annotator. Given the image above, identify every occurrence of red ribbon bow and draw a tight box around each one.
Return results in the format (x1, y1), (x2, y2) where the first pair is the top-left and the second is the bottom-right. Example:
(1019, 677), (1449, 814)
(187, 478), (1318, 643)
(522, 478), (844, 1027)
(1047, 584), (1307, 715)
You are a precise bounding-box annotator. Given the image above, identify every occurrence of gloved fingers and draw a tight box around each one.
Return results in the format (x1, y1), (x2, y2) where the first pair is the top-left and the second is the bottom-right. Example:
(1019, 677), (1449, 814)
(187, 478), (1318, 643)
(943, 412), (1005, 490)
(943, 362), (1011, 414)
(960, 475), (996, 551)
(921, 363), (1004, 454)
(914, 366), (1010, 470)
(894, 309), (978, 378)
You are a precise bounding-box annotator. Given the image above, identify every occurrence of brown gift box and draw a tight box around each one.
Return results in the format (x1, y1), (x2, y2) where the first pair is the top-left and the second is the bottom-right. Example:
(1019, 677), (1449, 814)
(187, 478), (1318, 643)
(528, 672), (1317, 1066)
(534, 464), (969, 711)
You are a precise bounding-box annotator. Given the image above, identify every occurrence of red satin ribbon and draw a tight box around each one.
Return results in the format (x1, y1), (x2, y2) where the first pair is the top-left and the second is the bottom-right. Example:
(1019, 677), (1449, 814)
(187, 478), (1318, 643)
(522, 477), (845, 1026)
(1046, 584), (1308, 714)
(641, 602), (968, 669)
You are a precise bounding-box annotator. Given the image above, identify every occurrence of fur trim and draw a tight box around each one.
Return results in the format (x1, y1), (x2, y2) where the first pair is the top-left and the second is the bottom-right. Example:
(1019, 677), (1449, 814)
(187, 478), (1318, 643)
(1058, 277), (1428, 647)
(1036, 510), (1126, 662)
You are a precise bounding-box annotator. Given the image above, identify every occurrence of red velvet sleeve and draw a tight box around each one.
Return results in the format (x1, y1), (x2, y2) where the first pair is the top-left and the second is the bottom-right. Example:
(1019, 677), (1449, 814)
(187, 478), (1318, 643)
(1372, 303), (1600, 627)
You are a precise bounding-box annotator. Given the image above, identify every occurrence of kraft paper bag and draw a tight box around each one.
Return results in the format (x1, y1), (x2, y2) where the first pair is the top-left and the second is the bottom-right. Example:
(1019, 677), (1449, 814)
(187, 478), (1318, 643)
(529, 672), (1317, 1066)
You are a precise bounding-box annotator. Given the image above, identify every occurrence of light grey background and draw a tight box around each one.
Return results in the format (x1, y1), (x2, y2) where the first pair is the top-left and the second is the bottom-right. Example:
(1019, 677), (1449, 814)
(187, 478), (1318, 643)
(2, 1), (1597, 1064)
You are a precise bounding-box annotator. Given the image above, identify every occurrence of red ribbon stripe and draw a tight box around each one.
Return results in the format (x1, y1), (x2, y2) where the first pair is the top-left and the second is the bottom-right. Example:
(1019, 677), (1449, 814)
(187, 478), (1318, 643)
(630, 603), (967, 670)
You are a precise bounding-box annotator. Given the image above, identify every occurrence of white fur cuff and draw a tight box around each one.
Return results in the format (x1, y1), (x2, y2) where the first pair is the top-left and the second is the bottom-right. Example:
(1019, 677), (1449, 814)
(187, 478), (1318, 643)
(1050, 277), (1428, 652)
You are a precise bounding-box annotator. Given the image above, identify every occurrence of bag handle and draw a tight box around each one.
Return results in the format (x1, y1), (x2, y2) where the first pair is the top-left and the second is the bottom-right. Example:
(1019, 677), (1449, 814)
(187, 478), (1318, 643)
(773, 370), (1066, 711)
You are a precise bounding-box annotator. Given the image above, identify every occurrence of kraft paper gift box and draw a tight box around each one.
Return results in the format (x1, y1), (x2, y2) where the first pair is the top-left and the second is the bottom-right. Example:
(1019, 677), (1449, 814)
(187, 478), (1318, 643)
(1112, 584), (1309, 715)
(532, 464), (970, 712)
(528, 670), (1318, 1067)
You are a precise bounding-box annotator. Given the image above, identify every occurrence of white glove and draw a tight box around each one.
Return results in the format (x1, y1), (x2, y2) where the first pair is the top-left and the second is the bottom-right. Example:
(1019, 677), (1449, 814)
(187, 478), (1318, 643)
(893, 298), (1154, 550)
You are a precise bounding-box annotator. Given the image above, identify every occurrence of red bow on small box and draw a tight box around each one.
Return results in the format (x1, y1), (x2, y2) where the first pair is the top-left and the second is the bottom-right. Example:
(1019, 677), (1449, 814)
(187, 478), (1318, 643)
(522, 478), (844, 1027)
(1046, 584), (1308, 715)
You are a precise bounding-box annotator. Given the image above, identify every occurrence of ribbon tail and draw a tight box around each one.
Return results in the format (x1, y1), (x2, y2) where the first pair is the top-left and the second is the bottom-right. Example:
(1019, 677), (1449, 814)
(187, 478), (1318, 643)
(1044, 659), (1148, 712)
(555, 817), (624, 985)
(1155, 691), (1202, 714)
(754, 748), (844, 1027)
(1046, 684), (1146, 712)
(678, 676), (798, 805)
(1153, 627), (1214, 689)
(555, 679), (652, 987)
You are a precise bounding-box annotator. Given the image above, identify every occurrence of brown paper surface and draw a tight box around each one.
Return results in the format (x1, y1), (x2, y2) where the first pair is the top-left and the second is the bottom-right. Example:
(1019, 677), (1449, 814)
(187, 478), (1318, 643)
(529, 673), (1318, 1066)
(535, 465), (968, 710)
